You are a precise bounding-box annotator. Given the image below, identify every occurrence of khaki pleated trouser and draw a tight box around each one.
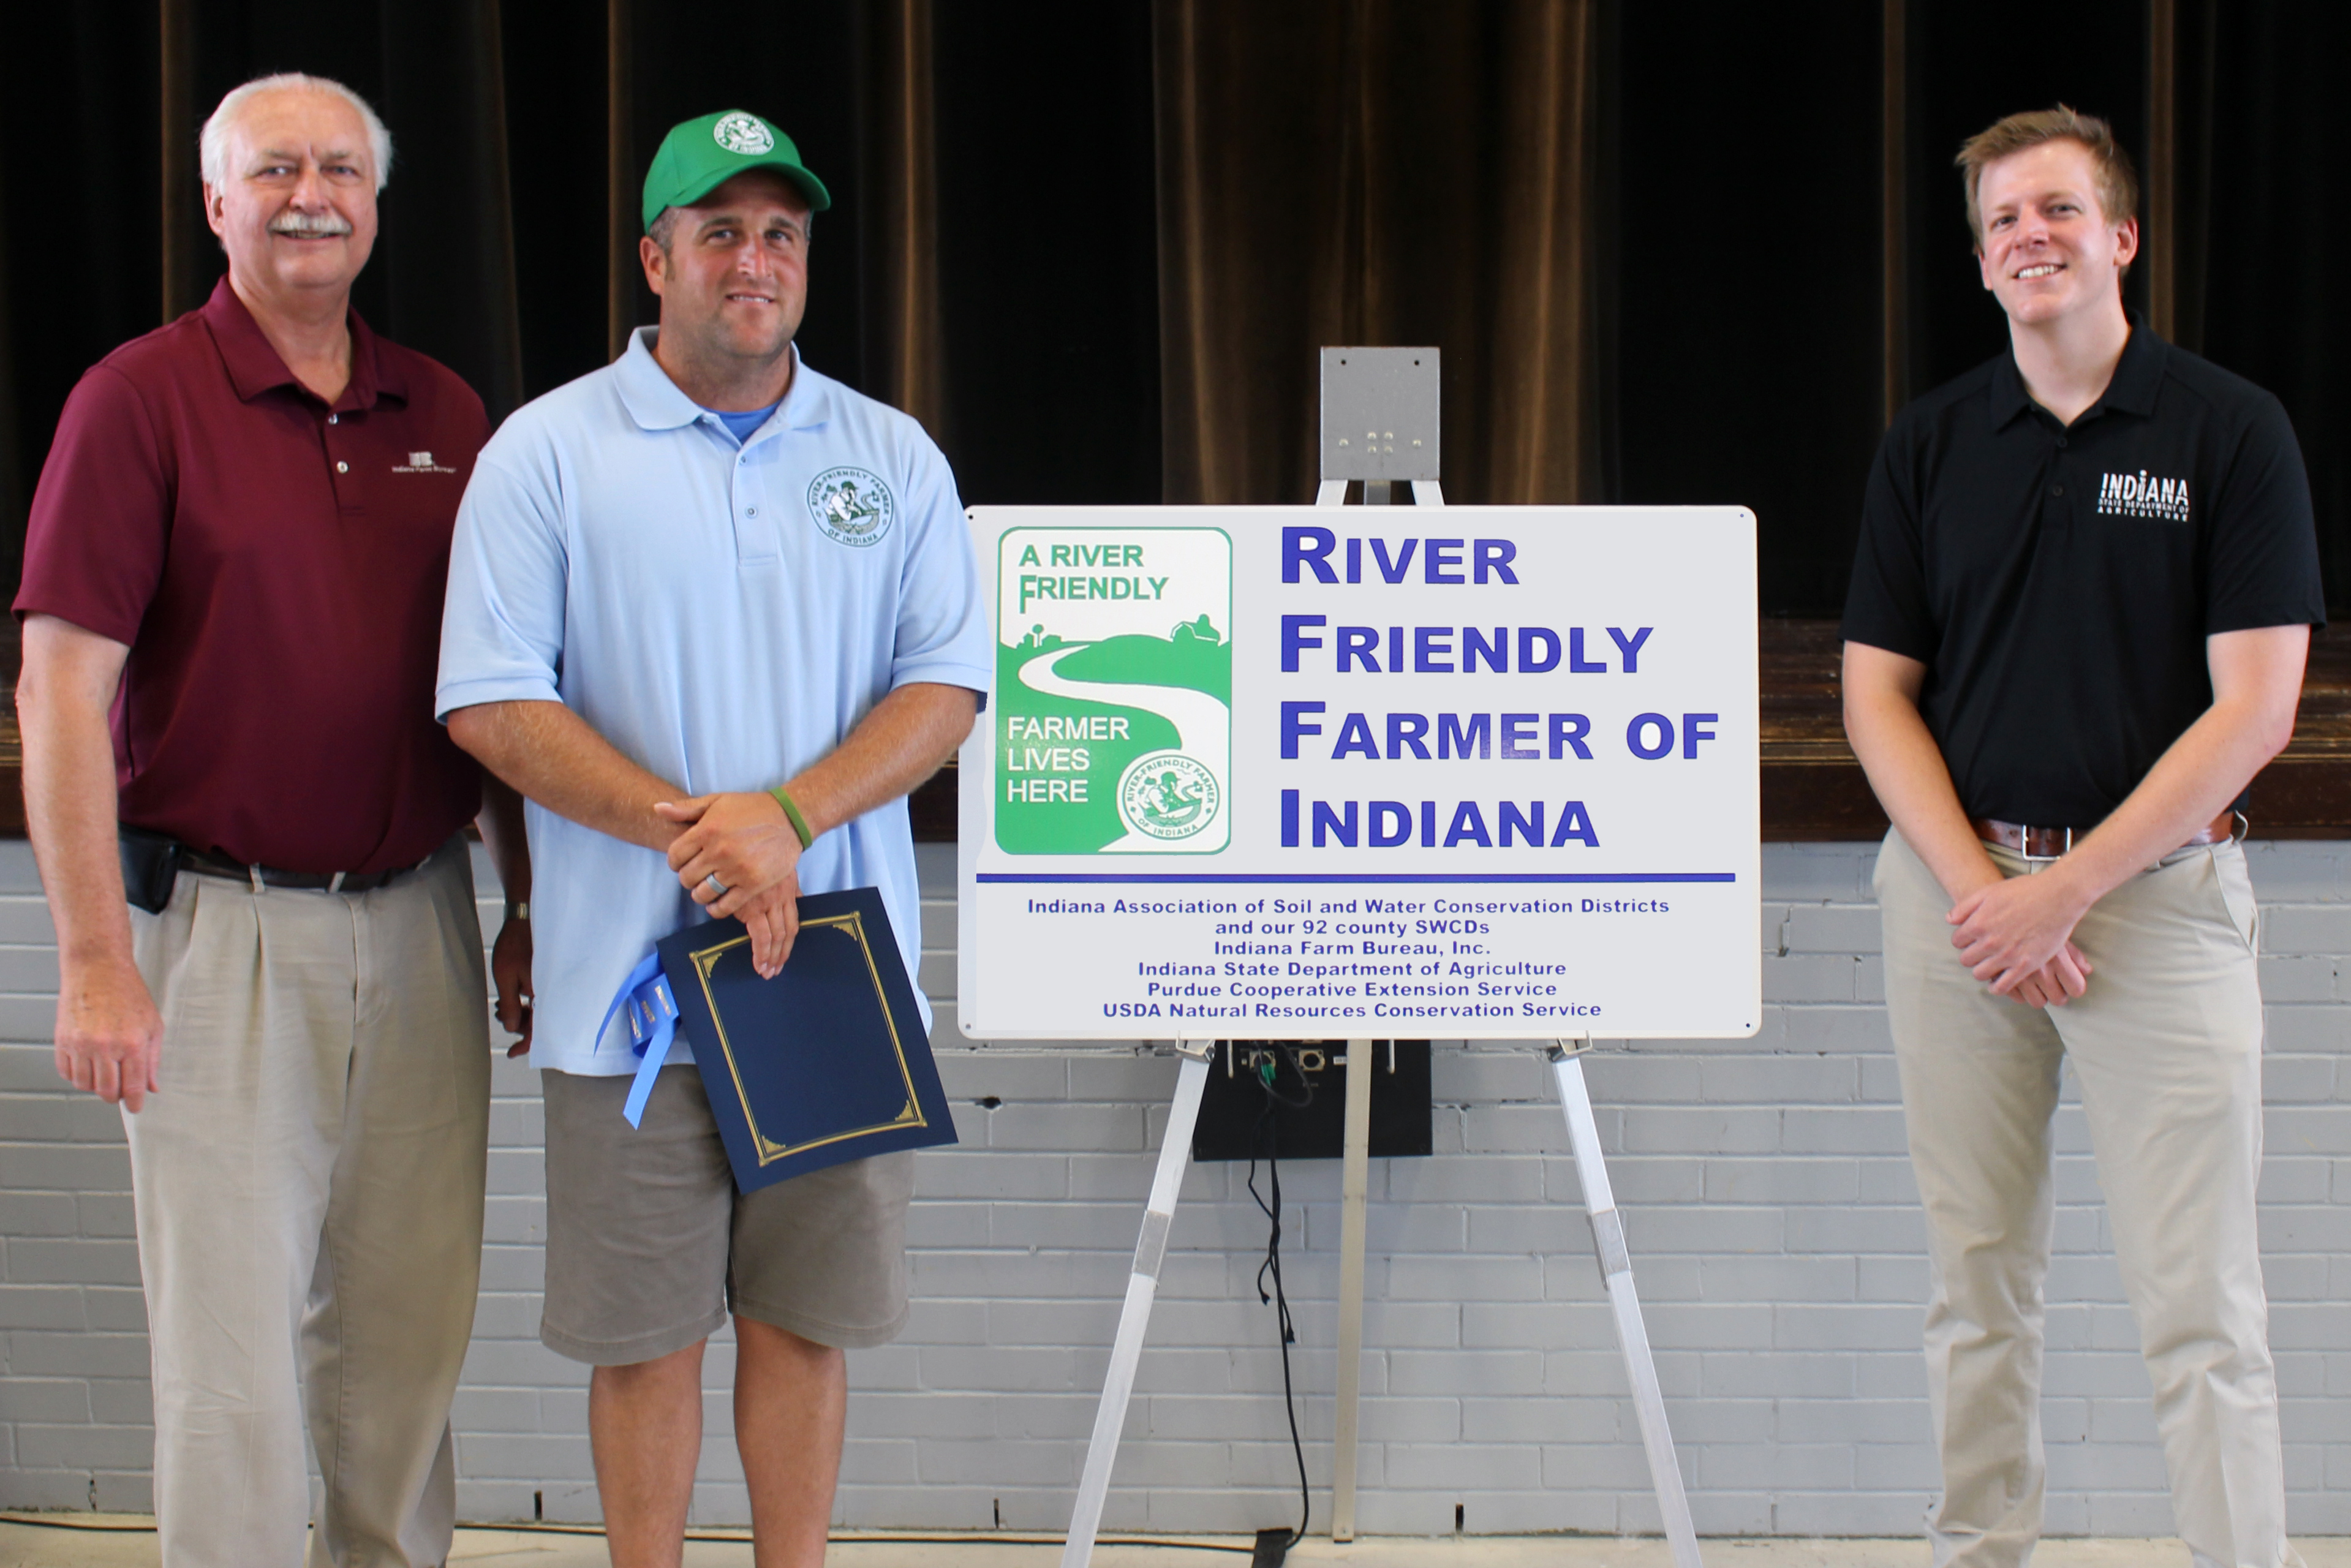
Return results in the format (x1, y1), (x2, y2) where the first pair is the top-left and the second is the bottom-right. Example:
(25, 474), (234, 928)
(1876, 827), (2300, 1568)
(123, 837), (490, 1568)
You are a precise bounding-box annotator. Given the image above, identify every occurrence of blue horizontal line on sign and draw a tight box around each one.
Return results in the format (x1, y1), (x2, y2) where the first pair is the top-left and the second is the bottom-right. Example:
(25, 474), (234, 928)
(975, 872), (1736, 884)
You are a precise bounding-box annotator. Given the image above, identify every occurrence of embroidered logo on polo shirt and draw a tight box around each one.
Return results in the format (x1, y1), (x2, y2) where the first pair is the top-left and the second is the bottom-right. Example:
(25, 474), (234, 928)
(807, 467), (895, 548)
(713, 113), (774, 156)
(2096, 469), (2191, 522)
(391, 451), (458, 474)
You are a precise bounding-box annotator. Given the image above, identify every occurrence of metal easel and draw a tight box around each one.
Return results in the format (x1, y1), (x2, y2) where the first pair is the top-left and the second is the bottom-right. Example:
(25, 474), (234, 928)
(1059, 349), (1700, 1567)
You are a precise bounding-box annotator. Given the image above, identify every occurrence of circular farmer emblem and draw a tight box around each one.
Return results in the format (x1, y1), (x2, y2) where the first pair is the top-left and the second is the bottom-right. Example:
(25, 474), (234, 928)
(712, 113), (774, 155)
(1117, 752), (1220, 842)
(807, 467), (896, 548)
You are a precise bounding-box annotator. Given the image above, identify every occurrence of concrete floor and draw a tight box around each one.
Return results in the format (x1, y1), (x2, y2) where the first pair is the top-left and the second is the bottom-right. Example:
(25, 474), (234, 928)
(4, 1520), (2350, 1567)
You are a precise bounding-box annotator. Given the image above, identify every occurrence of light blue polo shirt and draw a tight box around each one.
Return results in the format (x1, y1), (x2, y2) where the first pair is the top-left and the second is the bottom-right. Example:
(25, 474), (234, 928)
(436, 329), (989, 1076)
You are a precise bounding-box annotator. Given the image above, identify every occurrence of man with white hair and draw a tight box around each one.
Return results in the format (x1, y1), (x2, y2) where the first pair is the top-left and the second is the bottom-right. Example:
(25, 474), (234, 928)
(15, 74), (529, 1567)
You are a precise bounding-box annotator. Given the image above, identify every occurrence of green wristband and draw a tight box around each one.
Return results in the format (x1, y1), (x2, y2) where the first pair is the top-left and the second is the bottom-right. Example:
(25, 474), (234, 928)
(770, 786), (815, 850)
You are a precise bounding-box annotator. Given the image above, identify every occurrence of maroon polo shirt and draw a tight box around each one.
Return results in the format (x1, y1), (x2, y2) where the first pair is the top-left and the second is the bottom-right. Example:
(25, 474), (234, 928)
(16, 278), (487, 873)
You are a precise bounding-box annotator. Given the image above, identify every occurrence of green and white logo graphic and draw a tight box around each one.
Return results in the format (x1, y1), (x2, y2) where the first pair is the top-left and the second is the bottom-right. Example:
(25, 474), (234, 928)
(995, 527), (1231, 854)
(712, 112), (775, 155)
(808, 467), (894, 548)
(1118, 752), (1220, 841)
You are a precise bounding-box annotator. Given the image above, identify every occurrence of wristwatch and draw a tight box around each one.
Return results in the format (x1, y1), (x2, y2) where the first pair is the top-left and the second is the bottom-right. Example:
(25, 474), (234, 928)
(505, 900), (530, 922)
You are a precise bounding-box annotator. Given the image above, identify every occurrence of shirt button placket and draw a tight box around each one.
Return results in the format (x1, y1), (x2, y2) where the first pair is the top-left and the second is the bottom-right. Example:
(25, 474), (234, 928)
(325, 409), (357, 511)
(733, 440), (780, 561)
(731, 450), (757, 558)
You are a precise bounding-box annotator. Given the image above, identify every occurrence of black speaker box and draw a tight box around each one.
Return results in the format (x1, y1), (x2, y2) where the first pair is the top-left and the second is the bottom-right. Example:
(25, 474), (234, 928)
(1190, 1039), (1433, 1162)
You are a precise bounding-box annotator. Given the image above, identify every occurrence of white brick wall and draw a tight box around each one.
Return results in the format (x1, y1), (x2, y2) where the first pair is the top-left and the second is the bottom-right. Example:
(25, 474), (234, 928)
(3, 837), (2346, 1536)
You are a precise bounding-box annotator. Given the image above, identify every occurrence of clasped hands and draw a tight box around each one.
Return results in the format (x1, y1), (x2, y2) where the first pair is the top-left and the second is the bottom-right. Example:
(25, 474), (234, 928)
(1945, 859), (2096, 1009)
(657, 790), (806, 978)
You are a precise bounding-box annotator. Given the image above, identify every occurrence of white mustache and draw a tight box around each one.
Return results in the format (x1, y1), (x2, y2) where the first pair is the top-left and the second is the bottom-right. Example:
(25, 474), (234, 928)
(268, 212), (354, 237)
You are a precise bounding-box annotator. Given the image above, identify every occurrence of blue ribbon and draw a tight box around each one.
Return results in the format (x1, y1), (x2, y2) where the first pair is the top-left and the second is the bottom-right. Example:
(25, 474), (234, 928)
(596, 951), (681, 1128)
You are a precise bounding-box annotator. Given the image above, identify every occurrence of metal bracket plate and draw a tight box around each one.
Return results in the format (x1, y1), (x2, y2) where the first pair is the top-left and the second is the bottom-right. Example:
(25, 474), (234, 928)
(1319, 347), (1440, 480)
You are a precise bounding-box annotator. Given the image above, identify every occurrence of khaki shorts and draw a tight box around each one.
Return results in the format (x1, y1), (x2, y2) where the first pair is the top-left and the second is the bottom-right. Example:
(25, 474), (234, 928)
(539, 1065), (915, 1365)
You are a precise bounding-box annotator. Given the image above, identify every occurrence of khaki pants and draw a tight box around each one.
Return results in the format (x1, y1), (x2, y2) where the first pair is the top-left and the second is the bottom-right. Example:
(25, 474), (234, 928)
(124, 839), (490, 1568)
(1876, 828), (2298, 1568)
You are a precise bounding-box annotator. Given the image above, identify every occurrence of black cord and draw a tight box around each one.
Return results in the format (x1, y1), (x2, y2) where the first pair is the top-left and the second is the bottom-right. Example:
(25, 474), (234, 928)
(1245, 1047), (1313, 1555)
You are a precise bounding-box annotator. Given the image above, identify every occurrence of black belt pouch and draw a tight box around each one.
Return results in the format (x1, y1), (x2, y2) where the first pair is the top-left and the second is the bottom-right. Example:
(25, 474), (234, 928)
(118, 826), (182, 916)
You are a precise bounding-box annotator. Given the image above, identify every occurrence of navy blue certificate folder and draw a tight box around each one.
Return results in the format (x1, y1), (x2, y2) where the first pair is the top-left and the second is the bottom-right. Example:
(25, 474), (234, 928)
(655, 887), (956, 1193)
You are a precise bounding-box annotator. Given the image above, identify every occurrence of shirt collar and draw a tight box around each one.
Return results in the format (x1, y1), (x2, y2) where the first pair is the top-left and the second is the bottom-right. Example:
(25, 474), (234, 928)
(1988, 311), (2165, 429)
(614, 327), (830, 439)
(199, 275), (401, 412)
(2095, 314), (2164, 417)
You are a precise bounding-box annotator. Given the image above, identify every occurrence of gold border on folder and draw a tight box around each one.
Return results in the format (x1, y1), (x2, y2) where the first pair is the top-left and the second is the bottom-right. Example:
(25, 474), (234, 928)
(688, 912), (927, 1166)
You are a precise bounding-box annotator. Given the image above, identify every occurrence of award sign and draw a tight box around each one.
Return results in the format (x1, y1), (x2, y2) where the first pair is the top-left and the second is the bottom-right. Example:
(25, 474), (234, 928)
(957, 505), (1761, 1042)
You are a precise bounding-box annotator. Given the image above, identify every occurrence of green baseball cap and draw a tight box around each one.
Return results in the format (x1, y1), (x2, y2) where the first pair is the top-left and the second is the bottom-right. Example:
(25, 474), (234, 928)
(641, 110), (831, 232)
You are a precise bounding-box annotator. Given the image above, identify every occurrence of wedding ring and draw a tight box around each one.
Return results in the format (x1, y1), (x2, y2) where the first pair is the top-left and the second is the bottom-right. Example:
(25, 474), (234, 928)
(704, 873), (727, 897)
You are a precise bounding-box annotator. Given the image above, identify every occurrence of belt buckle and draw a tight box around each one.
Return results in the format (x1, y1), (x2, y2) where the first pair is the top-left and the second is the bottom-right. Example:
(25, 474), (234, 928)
(249, 864), (350, 894)
(2019, 824), (2072, 865)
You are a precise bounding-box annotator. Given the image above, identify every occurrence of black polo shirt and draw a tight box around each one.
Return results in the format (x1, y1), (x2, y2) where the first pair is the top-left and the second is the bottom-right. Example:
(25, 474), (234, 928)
(1841, 320), (2323, 827)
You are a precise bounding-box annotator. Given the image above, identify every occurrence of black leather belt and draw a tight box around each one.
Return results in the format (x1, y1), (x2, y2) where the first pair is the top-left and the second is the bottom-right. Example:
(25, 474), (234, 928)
(178, 845), (423, 894)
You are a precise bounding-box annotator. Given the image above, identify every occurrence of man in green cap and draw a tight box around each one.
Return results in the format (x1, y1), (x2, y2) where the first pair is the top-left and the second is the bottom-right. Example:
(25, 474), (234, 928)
(438, 109), (989, 1564)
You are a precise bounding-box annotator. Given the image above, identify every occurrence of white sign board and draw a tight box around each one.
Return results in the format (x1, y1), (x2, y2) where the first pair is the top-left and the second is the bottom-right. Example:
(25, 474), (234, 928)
(956, 507), (1759, 1041)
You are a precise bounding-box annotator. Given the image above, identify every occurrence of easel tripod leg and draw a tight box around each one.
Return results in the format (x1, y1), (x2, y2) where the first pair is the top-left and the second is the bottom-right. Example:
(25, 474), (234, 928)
(1548, 1043), (1704, 1568)
(1331, 1037), (1375, 1540)
(1060, 1042), (1212, 1568)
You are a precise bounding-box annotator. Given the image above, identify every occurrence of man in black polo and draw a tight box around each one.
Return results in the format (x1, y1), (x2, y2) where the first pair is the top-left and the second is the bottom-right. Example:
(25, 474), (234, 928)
(1842, 105), (2320, 1568)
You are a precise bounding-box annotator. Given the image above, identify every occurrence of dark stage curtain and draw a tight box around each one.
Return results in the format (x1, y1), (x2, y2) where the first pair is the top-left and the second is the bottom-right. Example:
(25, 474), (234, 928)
(0, 0), (2343, 617)
(1612, 1), (1886, 615)
(2176, 1), (2351, 604)
(1155, 0), (1607, 507)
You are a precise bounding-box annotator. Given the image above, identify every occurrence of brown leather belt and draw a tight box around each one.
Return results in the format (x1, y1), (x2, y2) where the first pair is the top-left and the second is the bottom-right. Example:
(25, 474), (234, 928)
(178, 845), (423, 894)
(1969, 808), (2239, 861)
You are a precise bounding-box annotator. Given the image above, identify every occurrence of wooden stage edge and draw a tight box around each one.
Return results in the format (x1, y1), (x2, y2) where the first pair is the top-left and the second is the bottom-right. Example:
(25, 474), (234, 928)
(0, 621), (2344, 842)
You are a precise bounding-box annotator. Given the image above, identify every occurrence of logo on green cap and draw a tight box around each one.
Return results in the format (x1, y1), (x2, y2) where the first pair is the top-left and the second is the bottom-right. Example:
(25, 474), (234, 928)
(712, 113), (774, 156)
